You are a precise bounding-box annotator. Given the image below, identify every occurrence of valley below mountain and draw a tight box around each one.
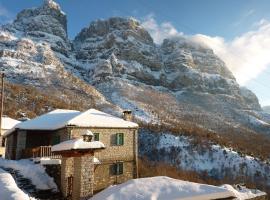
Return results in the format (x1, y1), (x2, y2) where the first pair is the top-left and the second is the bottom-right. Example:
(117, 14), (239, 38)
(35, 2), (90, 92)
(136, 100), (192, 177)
(1, 0), (270, 194)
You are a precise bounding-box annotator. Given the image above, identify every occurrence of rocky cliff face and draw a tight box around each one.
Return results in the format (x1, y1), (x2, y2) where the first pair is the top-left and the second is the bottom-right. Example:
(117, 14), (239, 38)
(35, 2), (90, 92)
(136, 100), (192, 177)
(0, 0), (269, 136)
(0, 0), (116, 114)
(72, 17), (268, 135)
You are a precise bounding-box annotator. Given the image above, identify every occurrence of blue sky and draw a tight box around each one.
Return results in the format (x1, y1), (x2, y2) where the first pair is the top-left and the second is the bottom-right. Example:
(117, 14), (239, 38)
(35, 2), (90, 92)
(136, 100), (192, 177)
(1, 0), (270, 106)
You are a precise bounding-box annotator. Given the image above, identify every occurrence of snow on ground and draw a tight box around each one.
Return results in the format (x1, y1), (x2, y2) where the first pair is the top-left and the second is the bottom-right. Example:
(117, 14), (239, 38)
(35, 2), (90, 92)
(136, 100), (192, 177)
(0, 158), (58, 191)
(221, 184), (266, 200)
(0, 168), (34, 200)
(90, 176), (266, 200)
(90, 176), (236, 200)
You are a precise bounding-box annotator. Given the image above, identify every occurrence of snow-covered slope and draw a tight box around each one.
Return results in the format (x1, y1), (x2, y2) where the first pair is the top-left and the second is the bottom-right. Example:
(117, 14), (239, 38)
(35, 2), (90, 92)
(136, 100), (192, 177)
(0, 168), (33, 200)
(0, 158), (57, 191)
(90, 176), (265, 200)
(140, 130), (270, 190)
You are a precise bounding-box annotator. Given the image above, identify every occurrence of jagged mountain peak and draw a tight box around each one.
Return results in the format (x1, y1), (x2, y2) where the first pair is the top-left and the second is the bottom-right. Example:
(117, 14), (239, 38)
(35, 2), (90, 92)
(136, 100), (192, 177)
(43, 0), (63, 12)
(6, 0), (68, 41)
(74, 17), (153, 46)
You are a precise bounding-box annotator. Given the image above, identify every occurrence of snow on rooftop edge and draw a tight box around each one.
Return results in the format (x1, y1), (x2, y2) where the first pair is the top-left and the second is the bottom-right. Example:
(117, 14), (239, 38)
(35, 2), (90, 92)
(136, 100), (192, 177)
(51, 138), (105, 152)
(2, 117), (20, 130)
(4, 108), (138, 137)
(67, 109), (139, 128)
(90, 176), (236, 200)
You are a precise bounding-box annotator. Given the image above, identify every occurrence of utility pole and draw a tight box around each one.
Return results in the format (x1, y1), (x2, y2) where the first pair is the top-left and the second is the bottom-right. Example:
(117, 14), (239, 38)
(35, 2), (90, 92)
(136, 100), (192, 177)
(0, 73), (4, 136)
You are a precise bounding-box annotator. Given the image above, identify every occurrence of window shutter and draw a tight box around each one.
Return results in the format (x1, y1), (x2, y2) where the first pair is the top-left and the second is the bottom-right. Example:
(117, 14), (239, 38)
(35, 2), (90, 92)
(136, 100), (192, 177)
(116, 133), (124, 145)
(120, 133), (124, 145)
(118, 163), (123, 174)
(94, 133), (99, 141)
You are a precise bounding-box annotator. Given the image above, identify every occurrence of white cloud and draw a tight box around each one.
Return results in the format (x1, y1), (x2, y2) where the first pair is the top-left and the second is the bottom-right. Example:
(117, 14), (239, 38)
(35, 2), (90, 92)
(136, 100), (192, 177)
(141, 14), (183, 44)
(142, 15), (270, 85)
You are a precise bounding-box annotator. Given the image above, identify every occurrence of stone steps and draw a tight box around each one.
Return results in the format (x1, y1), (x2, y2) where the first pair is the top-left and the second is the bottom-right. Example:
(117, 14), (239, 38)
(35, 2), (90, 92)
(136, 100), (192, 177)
(0, 167), (63, 200)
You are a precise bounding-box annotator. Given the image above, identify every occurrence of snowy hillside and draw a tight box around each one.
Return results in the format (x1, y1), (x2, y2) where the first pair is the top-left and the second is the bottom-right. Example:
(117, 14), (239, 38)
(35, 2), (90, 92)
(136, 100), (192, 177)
(140, 130), (270, 190)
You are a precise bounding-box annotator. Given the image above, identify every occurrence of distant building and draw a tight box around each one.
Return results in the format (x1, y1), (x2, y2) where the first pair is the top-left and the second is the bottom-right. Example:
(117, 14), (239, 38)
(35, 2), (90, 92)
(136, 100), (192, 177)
(0, 116), (20, 156)
(4, 108), (139, 192)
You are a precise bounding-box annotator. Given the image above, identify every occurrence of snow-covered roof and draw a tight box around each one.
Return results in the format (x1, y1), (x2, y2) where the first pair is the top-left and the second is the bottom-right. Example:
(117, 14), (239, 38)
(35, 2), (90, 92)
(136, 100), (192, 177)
(81, 129), (93, 136)
(4, 108), (138, 136)
(1, 117), (20, 130)
(51, 138), (105, 152)
(90, 176), (235, 200)
(67, 109), (138, 128)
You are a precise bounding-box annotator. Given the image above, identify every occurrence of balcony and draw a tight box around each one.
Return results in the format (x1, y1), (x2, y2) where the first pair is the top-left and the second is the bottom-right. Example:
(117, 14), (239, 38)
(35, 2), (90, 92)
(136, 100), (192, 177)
(23, 146), (61, 159)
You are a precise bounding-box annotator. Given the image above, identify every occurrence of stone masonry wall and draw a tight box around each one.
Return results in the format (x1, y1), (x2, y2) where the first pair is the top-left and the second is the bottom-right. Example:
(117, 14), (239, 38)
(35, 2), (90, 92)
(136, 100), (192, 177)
(71, 127), (138, 191)
(61, 157), (74, 198)
(94, 161), (134, 192)
(72, 155), (94, 200)
(55, 128), (71, 142)
(71, 128), (137, 162)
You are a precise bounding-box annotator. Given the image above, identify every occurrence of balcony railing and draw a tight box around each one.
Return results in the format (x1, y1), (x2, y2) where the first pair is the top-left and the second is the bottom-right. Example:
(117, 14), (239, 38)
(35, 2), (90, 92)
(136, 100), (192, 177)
(23, 146), (61, 159)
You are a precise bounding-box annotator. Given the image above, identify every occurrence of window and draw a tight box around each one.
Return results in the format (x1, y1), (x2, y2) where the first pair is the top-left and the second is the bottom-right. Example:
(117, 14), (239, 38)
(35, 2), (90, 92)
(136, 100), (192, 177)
(116, 133), (124, 145)
(111, 162), (123, 175)
(94, 133), (99, 141)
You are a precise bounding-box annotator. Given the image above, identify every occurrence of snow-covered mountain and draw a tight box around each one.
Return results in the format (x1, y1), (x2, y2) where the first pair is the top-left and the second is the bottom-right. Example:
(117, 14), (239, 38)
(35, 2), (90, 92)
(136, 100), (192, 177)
(0, 0), (116, 115)
(1, 0), (270, 191)
(0, 0), (270, 148)
(72, 17), (270, 136)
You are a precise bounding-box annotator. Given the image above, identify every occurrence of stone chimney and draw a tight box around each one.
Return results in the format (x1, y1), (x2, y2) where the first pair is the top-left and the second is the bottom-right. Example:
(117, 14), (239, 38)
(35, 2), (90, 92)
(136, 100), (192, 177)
(123, 110), (132, 121)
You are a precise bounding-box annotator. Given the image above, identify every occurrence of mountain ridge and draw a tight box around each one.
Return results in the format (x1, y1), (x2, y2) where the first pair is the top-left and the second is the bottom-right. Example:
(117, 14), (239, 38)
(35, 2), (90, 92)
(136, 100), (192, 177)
(1, 0), (270, 194)
(0, 0), (269, 134)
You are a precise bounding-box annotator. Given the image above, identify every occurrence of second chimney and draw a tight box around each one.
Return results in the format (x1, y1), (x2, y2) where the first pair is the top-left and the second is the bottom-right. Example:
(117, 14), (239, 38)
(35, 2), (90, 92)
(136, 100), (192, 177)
(123, 110), (132, 121)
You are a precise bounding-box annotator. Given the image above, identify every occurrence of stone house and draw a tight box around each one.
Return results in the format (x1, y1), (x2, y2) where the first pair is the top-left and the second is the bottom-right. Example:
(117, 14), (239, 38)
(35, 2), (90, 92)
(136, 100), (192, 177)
(0, 116), (20, 156)
(4, 108), (139, 192)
